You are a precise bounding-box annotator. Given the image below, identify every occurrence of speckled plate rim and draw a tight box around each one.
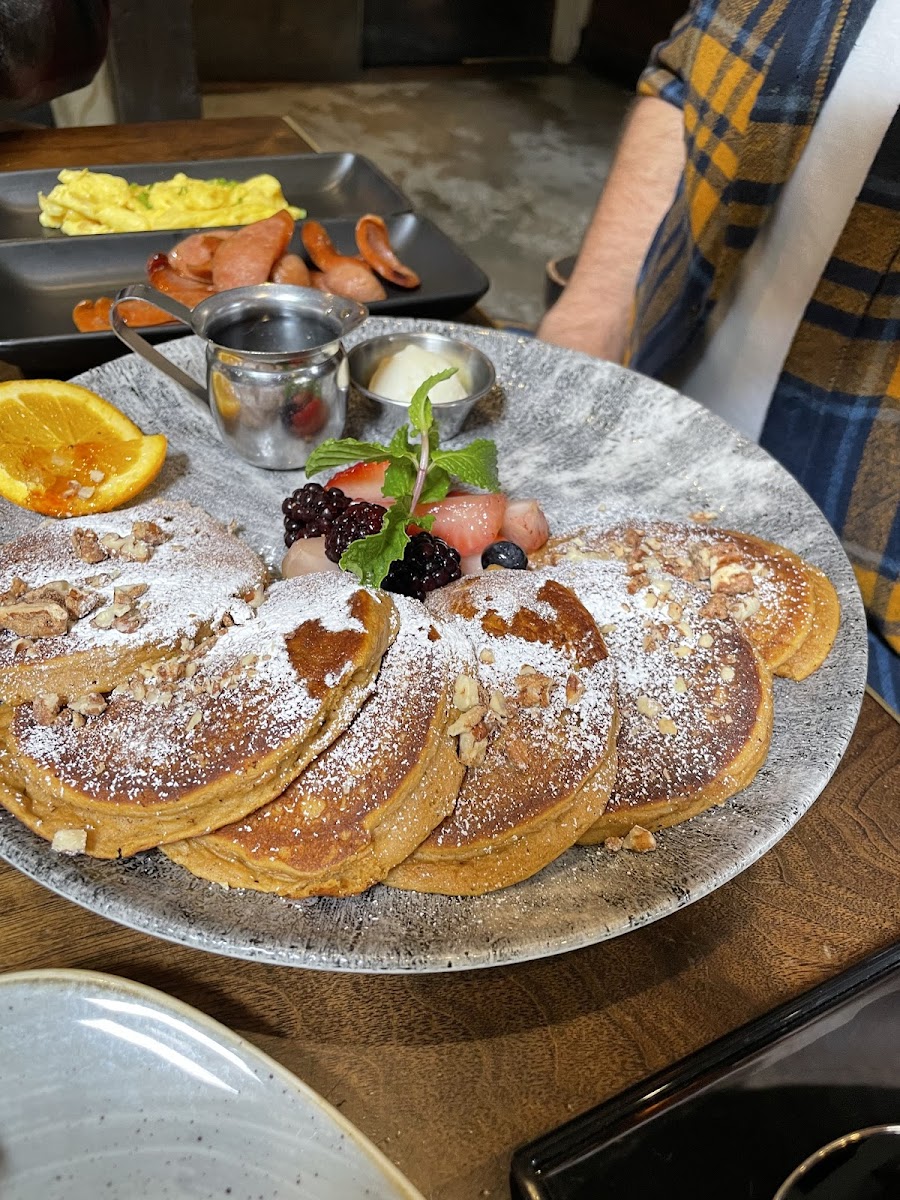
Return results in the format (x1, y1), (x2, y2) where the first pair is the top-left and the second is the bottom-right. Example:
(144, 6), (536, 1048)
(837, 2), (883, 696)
(0, 966), (425, 1199)
(0, 319), (869, 973)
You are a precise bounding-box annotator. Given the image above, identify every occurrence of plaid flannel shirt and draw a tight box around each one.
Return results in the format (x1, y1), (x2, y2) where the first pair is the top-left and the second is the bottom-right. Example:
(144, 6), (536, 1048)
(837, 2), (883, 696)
(628, 0), (900, 711)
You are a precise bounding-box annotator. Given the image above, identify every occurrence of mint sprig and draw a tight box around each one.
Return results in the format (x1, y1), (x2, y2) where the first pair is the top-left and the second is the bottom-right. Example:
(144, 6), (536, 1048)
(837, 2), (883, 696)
(304, 368), (500, 587)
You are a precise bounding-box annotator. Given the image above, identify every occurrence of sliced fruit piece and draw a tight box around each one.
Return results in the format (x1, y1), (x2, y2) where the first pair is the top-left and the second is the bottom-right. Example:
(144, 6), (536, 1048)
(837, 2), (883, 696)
(416, 491), (506, 558)
(281, 536), (341, 578)
(0, 379), (167, 517)
(326, 460), (390, 505)
(500, 498), (550, 553)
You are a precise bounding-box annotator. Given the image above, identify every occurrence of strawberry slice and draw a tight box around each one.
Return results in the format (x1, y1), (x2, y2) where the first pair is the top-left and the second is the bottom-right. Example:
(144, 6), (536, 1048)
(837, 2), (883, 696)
(500, 498), (550, 553)
(417, 492), (506, 557)
(326, 460), (390, 505)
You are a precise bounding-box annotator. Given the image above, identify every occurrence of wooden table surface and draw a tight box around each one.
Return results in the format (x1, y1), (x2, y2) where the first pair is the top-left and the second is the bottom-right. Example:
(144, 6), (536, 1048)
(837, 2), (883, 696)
(1, 116), (899, 1200)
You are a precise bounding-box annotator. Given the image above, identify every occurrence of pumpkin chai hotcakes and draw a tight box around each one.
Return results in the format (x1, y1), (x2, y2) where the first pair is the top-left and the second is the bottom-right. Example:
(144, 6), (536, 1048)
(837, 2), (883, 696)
(164, 595), (471, 897)
(4, 574), (396, 858)
(534, 520), (839, 680)
(0, 500), (268, 707)
(542, 558), (773, 841)
(387, 571), (618, 895)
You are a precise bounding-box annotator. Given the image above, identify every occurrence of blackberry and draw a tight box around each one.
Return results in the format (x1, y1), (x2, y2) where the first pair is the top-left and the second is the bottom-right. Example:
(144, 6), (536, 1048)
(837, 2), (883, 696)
(383, 532), (462, 602)
(481, 540), (528, 570)
(325, 501), (387, 563)
(282, 483), (353, 547)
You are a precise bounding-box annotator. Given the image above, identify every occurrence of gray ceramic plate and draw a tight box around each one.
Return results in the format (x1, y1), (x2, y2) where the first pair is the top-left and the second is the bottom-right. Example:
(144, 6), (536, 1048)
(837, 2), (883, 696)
(0, 318), (867, 972)
(0, 968), (424, 1199)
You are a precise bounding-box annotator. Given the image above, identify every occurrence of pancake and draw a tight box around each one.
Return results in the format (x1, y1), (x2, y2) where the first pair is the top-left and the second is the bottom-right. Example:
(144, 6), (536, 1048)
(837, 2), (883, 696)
(3, 574), (396, 858)
(386, 572), (618, 896)
(164, 596), (471, 897)
(542, 558), (773, 840)
(534, 520), (839, 679)
(0, 500), (268, 706)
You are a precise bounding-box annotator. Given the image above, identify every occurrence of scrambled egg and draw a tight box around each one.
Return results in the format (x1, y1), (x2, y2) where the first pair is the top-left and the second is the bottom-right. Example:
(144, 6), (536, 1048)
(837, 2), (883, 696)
(38, 169), (306, 235)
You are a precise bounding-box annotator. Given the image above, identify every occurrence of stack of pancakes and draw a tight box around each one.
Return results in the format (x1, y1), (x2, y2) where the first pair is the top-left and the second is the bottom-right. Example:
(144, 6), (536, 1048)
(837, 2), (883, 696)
(0, 504), (839, 897)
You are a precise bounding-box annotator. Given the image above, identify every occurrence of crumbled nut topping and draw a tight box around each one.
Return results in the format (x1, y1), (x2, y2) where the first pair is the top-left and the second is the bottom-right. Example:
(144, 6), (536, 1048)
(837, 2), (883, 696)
(452, 672), (480, 712)
(32, 692), (62, 725)
(51, 829), (87, 854)
(623, 825), (657, 852)
(0, 601), (68, 638)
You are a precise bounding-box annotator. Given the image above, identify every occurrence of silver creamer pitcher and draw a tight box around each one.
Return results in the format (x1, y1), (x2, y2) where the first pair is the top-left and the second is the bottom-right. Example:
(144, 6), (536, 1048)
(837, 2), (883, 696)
(110, 283), (368, 470)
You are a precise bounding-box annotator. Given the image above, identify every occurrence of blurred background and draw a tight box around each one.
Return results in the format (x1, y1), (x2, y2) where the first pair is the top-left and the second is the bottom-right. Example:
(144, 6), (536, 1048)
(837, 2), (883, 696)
(39, 0), (685, 325)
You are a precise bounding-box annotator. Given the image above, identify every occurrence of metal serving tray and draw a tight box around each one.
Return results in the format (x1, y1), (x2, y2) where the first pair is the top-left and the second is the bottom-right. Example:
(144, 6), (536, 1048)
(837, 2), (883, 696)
(0, 152), (414, 240)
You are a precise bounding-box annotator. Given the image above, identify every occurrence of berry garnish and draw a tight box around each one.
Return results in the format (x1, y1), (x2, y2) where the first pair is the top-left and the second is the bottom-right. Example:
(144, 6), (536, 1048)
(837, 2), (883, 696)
(326, 459), (390, 505)
(304, 369), (500, 590)
(382, 532), (461, 601)
(282, 482), (352, 547)
(481, 540), (528, 570)
(324, 501), (387, 563)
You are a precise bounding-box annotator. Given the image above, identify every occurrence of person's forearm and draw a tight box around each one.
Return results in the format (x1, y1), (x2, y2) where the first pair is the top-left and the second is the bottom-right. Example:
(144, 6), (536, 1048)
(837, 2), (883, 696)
(537, 95), (686, 361)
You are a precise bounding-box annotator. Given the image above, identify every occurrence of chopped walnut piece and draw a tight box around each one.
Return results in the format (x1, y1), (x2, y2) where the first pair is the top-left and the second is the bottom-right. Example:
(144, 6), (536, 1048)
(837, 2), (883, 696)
(114, 583), (149, 605)
(458, 730), (487, 767)
(658, 716), (677, 736)
(623, 825), (657, 852)
(72, 528), (108, 564)
(100, 532), (127, 554)
(636, 694), (660, 718)
(69, 711), (86, 730)
(710, 562), (754, 595)
(0, 577), (28, 604)
(674, 676), (688, 694)
(565, 674), (585, 707)
(448, 704), (488, 737)
(698, 633), (714, 649)
(720, 665), (735, 683)
(488, 688), (509, 719)
(131, 520), (168, 546)
(478, 648), (495, 664)
(117, 535), (151, 563)
(729, 593), (762, 622)
(604, 836), (624, 853)
(666, 600), (684, 622)
(51, 828), (87, 854)
(516, 669), (554, 708)
(68, 692), (107, 717)
(452, 673), (480, 712)
(504, 738), (530, 770)
(21, 580), (69, 606)
(32, 692), (62, 725)
(0, 601), (68, 638)
(91, 606), (116, 630)
(113, 608), (147, 634)
(700, 593), (731, 620)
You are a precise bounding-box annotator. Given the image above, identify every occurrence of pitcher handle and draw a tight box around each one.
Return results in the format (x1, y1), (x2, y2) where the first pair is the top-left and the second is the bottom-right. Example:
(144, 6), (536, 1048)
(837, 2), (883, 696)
(110, 284), (209, 414)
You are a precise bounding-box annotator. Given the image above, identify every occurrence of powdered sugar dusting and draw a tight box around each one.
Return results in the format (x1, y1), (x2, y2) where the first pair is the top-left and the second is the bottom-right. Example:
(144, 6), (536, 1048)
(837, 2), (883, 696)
(13, 574), (374, 806)
(543, 559), (764, 807)
(0, 500), (266, 677)
(424, 573), (617, 845)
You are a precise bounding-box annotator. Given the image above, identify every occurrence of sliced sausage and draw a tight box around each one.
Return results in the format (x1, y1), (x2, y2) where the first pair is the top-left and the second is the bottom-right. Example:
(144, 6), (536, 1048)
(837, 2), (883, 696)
(271, 253), (311, 287)
(168, 229), (234, 282)
(211, 210), (294, 291)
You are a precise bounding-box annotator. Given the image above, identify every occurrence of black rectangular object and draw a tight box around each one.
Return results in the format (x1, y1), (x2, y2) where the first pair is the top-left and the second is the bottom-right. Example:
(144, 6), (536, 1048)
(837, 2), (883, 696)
(0, 212), (489, 378)
(0, 153), (413, 242)
(511, 942), (900, 1200)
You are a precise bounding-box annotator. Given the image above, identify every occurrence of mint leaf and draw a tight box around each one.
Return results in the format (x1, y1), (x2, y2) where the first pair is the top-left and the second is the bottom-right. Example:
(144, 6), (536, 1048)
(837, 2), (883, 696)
(416, 465), (451, 504)
(431, 440), (500, 491)
(383, 456), (416, 499)
(339, 498), (411, 587)
(305, 438), (389, 477)
(408, 368), (456, 434)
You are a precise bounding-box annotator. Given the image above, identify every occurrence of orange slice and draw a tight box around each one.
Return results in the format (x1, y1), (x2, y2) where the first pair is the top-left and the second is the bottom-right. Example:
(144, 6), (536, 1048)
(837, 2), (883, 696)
(0, 379), (167, 517)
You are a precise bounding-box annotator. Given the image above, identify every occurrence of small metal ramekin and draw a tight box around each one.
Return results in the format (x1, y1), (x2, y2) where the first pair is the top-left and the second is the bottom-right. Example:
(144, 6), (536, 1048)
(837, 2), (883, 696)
(348, 331), (496, 440)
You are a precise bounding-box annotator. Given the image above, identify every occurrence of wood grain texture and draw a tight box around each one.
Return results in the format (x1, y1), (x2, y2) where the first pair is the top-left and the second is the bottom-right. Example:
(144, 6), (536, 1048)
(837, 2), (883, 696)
(0, 115), (313, 171)
(1, 696), (897, 1199)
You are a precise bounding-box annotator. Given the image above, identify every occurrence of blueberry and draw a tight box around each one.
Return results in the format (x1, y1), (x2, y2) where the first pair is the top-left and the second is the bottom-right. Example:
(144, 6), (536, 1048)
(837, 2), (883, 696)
(481, 540), (528, 570)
